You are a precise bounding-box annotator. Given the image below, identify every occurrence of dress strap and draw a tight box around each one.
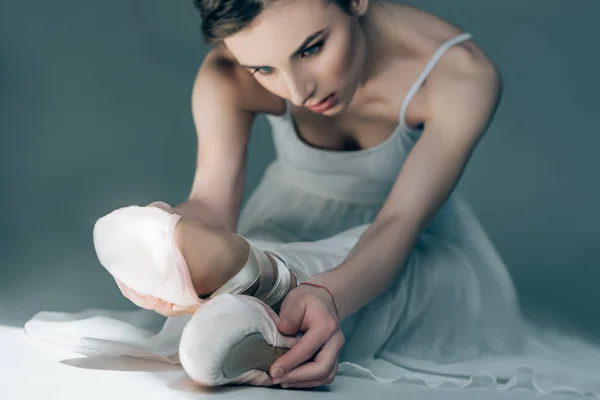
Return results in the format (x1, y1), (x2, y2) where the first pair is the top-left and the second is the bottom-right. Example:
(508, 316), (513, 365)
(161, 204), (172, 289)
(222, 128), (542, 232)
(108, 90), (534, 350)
(399, 32), (474, 128)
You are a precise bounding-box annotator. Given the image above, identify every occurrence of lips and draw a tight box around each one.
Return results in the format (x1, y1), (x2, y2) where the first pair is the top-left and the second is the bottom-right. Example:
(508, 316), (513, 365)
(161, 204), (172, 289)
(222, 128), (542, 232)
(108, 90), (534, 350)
(314, 94), (332, 106)
(306, 93), (337, 113)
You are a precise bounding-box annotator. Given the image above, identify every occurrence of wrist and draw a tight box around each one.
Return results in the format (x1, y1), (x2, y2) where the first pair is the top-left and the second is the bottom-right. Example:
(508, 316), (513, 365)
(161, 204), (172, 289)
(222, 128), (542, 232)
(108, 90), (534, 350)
(173, 199), (235, 232)
(300, 279), (340, 320)
(305, 269), (346, 319)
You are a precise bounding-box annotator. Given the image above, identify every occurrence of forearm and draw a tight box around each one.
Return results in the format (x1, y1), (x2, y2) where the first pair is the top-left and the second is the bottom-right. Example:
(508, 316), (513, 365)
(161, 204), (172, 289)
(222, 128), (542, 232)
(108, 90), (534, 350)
(311, 214), (422, 320)
(309, 125), (483, 320)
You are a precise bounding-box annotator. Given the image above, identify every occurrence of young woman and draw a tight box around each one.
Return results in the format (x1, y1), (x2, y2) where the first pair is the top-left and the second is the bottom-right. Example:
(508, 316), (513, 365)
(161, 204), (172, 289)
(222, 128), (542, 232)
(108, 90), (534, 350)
(99, 0), (518, 387)
(28, 0), (600, 395)
(112, 0), (514, 386)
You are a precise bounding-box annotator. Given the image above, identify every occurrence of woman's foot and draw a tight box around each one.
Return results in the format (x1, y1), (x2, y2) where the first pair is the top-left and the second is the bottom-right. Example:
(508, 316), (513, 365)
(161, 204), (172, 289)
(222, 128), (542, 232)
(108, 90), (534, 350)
(179, 293), (300, 387)
(93, 203), (296, 313)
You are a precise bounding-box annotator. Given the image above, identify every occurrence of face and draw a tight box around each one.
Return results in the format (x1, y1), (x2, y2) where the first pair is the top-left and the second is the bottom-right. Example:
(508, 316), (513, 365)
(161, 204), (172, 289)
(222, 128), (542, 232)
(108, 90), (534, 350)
(224, 0), (369, 115)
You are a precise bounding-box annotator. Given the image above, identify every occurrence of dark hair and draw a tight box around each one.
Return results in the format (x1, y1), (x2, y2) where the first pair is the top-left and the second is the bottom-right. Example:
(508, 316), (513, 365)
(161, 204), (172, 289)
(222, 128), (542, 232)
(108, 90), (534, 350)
(193, 0), (353, 45)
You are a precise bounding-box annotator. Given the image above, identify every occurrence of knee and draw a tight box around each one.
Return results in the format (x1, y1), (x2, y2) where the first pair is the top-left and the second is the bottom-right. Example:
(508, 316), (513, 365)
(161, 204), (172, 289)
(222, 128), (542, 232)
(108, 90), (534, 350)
(412, 238), (482, 313)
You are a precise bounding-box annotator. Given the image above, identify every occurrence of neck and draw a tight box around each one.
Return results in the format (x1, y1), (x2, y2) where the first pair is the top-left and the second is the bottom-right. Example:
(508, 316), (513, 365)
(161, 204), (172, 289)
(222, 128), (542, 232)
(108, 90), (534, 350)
(341, 3), (391, 117)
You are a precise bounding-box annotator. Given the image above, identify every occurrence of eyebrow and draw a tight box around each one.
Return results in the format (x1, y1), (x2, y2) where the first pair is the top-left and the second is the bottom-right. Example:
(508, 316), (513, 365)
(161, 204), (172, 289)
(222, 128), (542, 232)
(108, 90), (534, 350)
(239, 28), (326, 70)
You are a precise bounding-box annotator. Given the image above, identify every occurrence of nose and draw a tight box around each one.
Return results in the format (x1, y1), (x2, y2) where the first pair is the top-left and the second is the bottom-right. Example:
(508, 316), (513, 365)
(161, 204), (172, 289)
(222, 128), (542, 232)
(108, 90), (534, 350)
(284, 70), (316, 106)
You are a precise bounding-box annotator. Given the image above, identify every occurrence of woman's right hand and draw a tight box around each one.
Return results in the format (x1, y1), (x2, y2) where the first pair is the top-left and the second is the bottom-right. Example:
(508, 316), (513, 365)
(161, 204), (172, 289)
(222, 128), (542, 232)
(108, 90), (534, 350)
(269, 282), (344, 388)
(115, 278), (200, 317)
(146, 200), (176, 214)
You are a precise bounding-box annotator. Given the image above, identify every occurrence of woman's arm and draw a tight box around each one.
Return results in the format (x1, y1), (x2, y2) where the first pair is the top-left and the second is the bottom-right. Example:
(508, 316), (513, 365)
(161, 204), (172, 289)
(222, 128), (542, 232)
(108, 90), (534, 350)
(310, 47), (503, 320)
(171, 50), (268, 232)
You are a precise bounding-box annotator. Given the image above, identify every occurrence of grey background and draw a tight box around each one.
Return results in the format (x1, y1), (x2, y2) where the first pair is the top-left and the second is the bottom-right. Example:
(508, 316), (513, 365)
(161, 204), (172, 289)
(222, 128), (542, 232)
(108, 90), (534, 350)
(1, 0), (598, 342)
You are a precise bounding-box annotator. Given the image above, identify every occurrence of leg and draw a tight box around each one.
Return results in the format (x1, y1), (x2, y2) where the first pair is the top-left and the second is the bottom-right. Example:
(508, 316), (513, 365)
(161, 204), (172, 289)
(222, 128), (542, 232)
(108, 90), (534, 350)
(175, 222), (368, 313)
(93, 203), (298, 312)
(173, 218), (298, 311)
(249, 224), (368, 284)
(179, 225), (370, 387)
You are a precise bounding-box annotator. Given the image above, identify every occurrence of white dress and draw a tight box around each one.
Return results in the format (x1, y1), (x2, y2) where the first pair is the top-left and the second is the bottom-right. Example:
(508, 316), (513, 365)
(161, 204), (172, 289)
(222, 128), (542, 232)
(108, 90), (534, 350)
(25, 32), (600, 396)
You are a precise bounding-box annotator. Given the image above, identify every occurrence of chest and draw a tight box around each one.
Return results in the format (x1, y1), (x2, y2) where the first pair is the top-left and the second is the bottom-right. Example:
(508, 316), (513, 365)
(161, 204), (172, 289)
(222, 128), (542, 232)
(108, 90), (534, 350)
(290, 62), (429, 152)
(290, 111), (399, 151)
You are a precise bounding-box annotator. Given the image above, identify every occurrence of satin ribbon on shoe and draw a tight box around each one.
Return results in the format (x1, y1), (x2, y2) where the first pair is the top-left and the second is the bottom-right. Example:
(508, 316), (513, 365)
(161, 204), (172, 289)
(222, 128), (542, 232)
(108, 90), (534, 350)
(210, 236), (291, 307)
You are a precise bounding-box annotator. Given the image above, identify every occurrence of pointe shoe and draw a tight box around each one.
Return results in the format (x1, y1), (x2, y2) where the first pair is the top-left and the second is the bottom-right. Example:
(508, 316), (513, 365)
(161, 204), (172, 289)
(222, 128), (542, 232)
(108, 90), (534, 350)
(93, 205), (201, 311)
(93, 204), (291, 312)
(179, 294), (300, 387)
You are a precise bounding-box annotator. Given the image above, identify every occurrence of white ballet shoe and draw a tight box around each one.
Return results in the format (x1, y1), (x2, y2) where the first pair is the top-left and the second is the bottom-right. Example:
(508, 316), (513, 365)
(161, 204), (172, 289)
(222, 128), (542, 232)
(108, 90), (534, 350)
(93, 204), (291, 311)
(93, 205), (201, 310)
(179, 294), (299, 386)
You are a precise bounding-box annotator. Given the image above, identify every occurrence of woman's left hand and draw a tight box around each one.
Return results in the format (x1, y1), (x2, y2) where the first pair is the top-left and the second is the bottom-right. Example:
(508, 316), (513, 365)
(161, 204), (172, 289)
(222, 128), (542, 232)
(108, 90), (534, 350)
(269, 283), (345, 389)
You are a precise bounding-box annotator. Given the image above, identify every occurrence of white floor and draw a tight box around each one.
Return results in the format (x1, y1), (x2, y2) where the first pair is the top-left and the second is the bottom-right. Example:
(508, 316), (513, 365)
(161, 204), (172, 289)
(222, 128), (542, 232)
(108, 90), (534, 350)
(0, 325), (577, 400)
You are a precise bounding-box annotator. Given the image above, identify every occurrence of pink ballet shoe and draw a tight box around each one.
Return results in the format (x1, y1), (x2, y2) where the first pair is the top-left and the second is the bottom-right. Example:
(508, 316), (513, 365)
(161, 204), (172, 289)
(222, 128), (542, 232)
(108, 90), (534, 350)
(93, 202), (289, 314)
(179, 294), (300, 387)
(93, 204), (202, 310)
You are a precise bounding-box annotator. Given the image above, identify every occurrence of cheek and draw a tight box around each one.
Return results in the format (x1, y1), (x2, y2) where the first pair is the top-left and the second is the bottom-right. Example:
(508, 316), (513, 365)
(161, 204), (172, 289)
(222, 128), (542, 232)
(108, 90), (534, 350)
(324, 27), (361, 84)
(330, 43), (351, 81)
(345, 23), (365, 77)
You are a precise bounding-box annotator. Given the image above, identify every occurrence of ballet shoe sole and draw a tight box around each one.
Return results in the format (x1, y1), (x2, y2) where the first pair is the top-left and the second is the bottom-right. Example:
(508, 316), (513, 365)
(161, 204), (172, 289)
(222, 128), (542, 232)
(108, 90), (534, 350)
(222, 332), (289, 379)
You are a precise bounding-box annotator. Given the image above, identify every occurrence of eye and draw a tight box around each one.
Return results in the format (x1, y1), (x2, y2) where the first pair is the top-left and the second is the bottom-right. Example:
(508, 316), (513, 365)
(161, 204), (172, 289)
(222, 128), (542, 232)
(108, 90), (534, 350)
(253, 66), (274, 76)
(251, 39), (325, 77)
(300, 40), (324, 58)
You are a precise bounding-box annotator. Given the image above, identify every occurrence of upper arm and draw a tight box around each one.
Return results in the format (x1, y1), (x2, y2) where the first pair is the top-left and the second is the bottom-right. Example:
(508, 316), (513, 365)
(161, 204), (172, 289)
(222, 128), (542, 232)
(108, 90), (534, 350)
(423, 44), (502, 148)
(378, 45), (501, 222)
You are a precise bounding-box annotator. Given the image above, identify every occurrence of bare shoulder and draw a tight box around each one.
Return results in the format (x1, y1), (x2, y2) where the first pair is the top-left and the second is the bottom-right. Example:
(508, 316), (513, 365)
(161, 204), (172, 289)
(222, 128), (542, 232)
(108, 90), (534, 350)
(379, 2), (496, 70)
(395, 5), (501, 129)
(194, 44), (286, 116)
(376, 2), (500, 122)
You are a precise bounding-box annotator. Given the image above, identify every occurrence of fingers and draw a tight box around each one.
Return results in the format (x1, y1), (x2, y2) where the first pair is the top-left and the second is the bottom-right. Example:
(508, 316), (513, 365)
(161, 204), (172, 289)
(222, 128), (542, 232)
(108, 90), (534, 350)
(146, 201), (173, 213)
(115, 279), (183, 316)
(272, 331), (344, 386)
(277, 298), (305, 335)
(171, 303), (202, 316)
(281, 363), (339, 389)
(116, 280), (150, 309)
(270, 314), (336, 377)
(155, 297), (174, 315)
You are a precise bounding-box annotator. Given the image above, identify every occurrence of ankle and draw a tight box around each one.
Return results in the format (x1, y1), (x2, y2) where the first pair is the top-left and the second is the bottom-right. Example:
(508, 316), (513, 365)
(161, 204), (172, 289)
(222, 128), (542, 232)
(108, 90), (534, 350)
(263, 252), (298, 312)
(175, 220), (298, 305)
(175, 220), (249, 296)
